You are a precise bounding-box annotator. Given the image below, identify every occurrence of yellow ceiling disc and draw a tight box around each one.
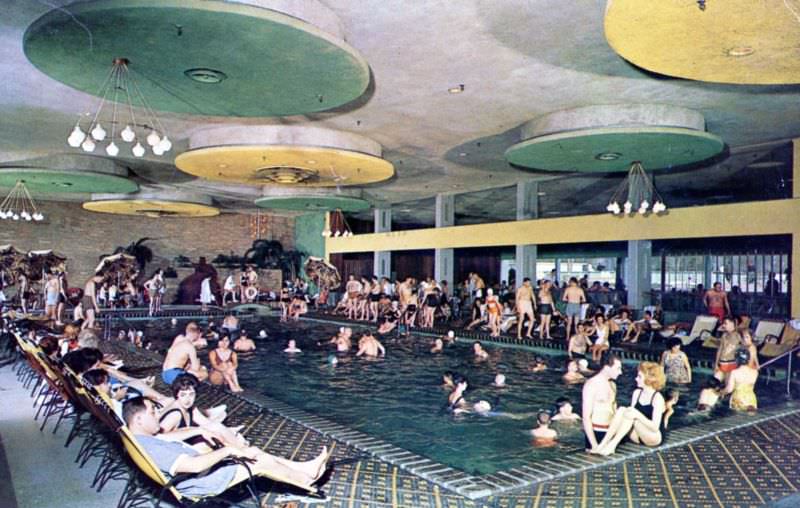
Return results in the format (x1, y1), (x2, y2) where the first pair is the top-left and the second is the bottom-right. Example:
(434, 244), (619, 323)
(82, 199), (219, 218)
(175, 145), (395, 187)
(605, 0), (800, 84)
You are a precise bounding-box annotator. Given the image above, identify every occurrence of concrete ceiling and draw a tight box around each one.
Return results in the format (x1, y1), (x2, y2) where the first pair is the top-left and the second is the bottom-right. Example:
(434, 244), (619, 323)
(1, 0), (798, 225)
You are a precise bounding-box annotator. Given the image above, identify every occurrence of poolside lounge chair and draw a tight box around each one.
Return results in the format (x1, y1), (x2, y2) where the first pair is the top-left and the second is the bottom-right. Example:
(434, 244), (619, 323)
(752, 319), (785, 346)
(118, 425), (324, 508)
(760, 324), (800, 358)
(678, 314), (717, 347)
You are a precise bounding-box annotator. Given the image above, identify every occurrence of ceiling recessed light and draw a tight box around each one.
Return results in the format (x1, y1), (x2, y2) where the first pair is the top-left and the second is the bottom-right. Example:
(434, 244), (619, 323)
(184, 68), (228, 83)
(537, 191), (546, 196)
(595, 152), (622, 161)
(306, 160), (317, 164)
(448, 84), (465, 94)
(458, 152), (468, 157)
(218, 163), (228, 168)
(726, 46), (755, 57)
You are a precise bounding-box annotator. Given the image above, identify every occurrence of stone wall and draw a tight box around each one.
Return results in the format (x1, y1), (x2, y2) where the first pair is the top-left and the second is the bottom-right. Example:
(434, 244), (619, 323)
(0, 201), (294, 288)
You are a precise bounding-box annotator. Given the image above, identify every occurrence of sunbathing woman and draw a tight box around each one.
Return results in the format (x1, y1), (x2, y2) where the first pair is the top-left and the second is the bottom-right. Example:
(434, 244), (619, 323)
(209, 335), (243, 393)
(590, 361), (666, 456)
(159, 373), (246, 448)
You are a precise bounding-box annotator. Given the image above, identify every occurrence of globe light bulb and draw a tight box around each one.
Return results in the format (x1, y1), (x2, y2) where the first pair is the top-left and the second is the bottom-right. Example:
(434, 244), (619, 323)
(146, 130), (161, 147)
(12, 214), (19, 221)
(640, 200), (649, 210)
(132, 142), (145, 157)
(0, 211), (7, 219)
(67, 125), (86, 147)
(152, 143), (165, 156)
(105, 141), (119, 156)
(33, 213), (43, 221)
(638, 206), (647, 215)
(334, 230), (341, 237)
(158, 136), (172, 152)
(623, 201), (632, 214)
(606, 203), (615, 212)
(91, 124), (106, 141)
(20, 211), (29, 219)
(120, 125), (136, 142)
(24, 214), (32, 221)
(81, 137), (96, 152)
(321, 230), (331, 237)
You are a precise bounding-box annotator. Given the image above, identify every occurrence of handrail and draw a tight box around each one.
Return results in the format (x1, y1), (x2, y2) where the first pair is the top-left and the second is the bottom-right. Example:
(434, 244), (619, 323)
(760, 343), (800, 368)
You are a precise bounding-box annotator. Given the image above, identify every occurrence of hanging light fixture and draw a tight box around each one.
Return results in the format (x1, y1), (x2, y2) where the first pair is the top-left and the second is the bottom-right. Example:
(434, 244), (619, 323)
(66, 58), (172, 158)
(606, 161), (667, 216)
(321, 209), (354, 237)
(0, 180), (44, 222)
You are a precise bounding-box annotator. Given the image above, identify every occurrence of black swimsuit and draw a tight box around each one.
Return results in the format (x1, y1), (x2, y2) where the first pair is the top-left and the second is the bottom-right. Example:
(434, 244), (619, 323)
(633, 389), (665, 431)
(159, 408), (194, 428)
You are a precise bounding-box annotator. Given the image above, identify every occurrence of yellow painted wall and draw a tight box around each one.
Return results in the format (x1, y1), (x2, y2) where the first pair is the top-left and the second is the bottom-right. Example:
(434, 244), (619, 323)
(328, 198), (800, 318)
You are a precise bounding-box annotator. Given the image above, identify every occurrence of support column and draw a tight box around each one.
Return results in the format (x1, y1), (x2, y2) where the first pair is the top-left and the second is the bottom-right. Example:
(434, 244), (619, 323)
(373, 208), (392, 279)
(703, 255), (713, 290)
(435, 194), (455, 285)
(627, 240), (652, 310)
(792, 140), (800, 317)
(515, 181), (539, 286)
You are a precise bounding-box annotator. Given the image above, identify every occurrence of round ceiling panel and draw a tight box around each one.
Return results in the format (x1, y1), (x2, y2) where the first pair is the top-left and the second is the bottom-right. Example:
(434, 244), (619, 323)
(175, 125), (394, 186)
(83, 190), (218, 217)
(505, 127), (725, 172)
(605, 0), (800, 84)
(0, 167), (138, 194)
(254, 194), (370, 212)
(24, 0), (370, 116)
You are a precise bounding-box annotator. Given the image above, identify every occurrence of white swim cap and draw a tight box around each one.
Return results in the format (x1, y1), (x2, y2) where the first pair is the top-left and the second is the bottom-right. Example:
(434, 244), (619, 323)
(259, 330), (268, 338)
(578, 359), (589, 369)
(474, 400), (491, 413)
(447, 330), (455, 338)
(136, 331), (143, 336)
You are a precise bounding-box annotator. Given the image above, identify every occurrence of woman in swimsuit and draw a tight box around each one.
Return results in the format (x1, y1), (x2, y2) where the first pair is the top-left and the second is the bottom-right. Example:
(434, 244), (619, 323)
(537, 280), (554, 339)
(159, 373), (247, 447)
(590, 314), (610, 363)
(447, 376), (470, 414)
(591, 361), (666, 456)
(485, 289), (502, 337)
(208, 334), (243, 392)
(724, 348), (758, 411)
(369, 276), (382, 322)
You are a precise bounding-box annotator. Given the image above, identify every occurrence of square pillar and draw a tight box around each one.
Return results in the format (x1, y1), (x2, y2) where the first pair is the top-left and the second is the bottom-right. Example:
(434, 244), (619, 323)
(434, 194), (455, 286)
(516, 181), (539, 220)
(793, 233), (800, 318)
(515, 244), (537, 287)
(435, 248), (454, 287)
(373, 208), (391, 278)
(627, 240), (652, 310)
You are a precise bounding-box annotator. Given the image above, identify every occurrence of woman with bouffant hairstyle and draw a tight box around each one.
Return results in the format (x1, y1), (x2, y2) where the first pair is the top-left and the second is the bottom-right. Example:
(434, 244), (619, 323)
(589, 361), (666, 456)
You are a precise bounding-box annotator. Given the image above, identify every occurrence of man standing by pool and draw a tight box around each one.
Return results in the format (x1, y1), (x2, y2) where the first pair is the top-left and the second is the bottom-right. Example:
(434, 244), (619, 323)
(703, 282), (730, 322)
(582, 352), (622, 452)
(163, 322), (209, 384)
(562, 277), (586, 338)
(516, 277), (537, 339)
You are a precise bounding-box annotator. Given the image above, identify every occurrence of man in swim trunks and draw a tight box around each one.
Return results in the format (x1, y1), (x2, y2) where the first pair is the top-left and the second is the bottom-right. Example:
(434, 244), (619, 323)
(356, 331), (385, 357)
(582, 352), (622, 451)
(704, 282), (730, 322)
(714, 317), (742, 382)
(163, 322), (209, 384)
(81, 275), (103, 330)
(516, 278), (537, 339)
(44, 273), (60, 321)
(562, 277), (586, 338)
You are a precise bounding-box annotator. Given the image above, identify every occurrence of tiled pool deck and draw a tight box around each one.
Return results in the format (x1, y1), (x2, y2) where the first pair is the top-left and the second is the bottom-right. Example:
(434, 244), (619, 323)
(102, 313), (800, 507)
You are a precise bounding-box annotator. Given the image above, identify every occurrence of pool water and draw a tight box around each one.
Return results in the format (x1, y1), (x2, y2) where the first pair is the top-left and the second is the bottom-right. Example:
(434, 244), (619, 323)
(138, 318), (787, 476)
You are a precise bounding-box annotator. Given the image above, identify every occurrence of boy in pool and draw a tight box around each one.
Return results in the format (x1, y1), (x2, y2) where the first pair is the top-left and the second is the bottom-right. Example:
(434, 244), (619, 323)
(697, 377), (723, 411)
(529, 356), (547, 372)
(531, 411), (558, 445)
(552, 397), (581, 422)
(473, 341), (489, 360)
(663, 389), (680, 429)
(568, 322), (591, 359)
(430, 337), (444, 353)
(283, 339), (302, 353)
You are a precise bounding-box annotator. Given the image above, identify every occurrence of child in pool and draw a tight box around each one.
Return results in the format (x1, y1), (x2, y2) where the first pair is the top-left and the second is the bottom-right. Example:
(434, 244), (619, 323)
(531, 411), (558, 445)
(530, 356), (548, 372)
(663, 389), (680, 429)
(552, 397), (581, 422)
(284, 339), (302, 353)
(697, 377), (722, 411)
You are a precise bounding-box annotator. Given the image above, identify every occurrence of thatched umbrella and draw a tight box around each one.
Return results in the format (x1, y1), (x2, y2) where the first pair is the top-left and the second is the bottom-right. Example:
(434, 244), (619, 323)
(0, 245), (24, 286)
(24, 250), (67, 281)
(304, 256), (341, 290)
(95, 252), (138, 285)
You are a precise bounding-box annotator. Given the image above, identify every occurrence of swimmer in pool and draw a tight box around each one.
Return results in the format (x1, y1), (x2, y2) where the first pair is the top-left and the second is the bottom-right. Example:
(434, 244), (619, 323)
(552, 397), (581, 422)
(356, 331), (385, 357)
(283, 339), (302, 353)
(696, 377), (723, 412)
(530, 356), (548, 372)
(442, 371), (456, 390)
(531, 411), (558, 445)
(448, 376), (469, 413)
(443, 330), (456, 344)
(563, 360), (586, 384)
(430, 337), (444, 353)
(473, 341), (489, 360)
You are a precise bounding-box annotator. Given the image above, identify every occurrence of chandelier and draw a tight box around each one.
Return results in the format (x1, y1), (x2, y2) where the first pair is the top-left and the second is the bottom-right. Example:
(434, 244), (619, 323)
(66, 58), (172, 158)
(0, 180), (44, 221)
(322, 209), (354, 237)
(606, 161), (667, 216)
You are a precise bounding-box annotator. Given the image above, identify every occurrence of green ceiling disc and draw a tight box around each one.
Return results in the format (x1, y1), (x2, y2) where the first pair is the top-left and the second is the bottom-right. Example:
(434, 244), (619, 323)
(0, 168), (138, 194)
(24, 0), (370, 117)
(254, 195), (370, 212)
(504, 127), (725, 172)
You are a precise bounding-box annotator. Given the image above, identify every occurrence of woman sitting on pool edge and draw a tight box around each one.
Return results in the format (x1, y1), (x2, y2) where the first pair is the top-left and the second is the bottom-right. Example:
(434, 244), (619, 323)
(159, 373), (247, 448)
(589, 361), (666, 456)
